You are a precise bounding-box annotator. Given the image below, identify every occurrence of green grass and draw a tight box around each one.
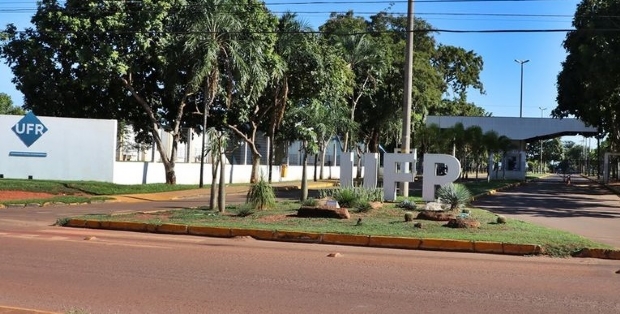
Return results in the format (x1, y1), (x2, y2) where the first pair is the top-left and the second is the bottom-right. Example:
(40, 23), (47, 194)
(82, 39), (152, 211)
(0, 178), (199, 195)
(2, 195), (111, 206)
(71, 202), (612, 257)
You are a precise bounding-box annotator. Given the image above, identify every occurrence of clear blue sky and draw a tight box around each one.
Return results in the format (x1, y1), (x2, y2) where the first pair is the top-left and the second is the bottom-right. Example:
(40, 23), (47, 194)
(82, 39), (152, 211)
(0, 0), (588, 145)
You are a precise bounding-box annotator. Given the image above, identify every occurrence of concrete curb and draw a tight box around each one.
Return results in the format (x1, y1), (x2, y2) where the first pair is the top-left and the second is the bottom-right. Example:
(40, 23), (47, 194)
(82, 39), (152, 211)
(64, 218), (564, 258)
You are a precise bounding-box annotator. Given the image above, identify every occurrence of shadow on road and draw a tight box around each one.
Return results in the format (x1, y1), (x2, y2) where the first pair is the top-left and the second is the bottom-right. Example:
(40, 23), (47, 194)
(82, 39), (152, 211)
(472, 175), (620, 219)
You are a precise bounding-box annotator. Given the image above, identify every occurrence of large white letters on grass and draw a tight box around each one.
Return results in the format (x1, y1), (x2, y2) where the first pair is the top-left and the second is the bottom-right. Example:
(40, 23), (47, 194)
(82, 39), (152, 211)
(421, 154), (461, 201)
(382, 153), (416, 201)
(339, 153), (461, 202)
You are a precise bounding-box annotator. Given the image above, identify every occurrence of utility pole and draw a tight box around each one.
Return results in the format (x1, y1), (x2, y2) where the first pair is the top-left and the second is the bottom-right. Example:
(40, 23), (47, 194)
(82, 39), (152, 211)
(539, 107), (546, 173)
(515, 59), (530, 118)
(400, 0), (414, 198)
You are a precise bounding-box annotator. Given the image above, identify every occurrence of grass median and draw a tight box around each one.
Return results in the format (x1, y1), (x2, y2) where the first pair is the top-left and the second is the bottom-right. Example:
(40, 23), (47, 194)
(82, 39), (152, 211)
(0, 178), (200, 206)
(63, 199), (612, 257)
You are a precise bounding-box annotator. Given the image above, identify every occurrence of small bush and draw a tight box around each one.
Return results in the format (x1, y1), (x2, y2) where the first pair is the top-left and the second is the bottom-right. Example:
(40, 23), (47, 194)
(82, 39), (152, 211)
(436, 183), (472, 212)
(496, 215), (507, 224)
(236, 206), (255, 217)
(355, 202), (373, 213)
(55, 217), (70, 226)
(301, 197), (318, 207)
(404, 211), (415, 222)
(319, 187), (383, 208)
(246, 176), (276, 210)
(397, 199), (417, 210)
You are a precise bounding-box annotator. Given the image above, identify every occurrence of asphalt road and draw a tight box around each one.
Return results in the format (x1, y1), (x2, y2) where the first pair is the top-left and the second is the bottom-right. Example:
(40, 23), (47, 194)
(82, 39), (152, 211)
(472, 174), (620, 248)
(0, 227), (619, 314)
(1, 175), (620, 313)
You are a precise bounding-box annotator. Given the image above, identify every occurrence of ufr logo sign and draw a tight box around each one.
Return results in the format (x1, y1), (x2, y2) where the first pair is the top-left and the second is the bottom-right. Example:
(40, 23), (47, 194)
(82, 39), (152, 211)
(11, 112), (48, 147)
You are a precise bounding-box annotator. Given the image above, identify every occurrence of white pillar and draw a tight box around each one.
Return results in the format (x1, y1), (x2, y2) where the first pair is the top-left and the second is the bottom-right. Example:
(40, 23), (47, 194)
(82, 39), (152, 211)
(363, 153), (379, 189)
(340, 152), (355, 187)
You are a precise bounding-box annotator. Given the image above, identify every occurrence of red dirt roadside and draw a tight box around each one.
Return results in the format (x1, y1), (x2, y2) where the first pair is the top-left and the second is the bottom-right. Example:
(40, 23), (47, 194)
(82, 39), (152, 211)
(0, 191), (55, 201)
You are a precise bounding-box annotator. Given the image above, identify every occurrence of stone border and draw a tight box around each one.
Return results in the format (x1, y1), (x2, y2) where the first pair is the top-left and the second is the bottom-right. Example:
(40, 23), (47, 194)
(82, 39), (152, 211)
(64, 218), (554, 257)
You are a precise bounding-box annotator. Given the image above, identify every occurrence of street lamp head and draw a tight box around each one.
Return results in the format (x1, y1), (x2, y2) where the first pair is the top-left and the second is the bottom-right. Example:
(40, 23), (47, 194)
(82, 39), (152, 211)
(515, 59), (530, 64)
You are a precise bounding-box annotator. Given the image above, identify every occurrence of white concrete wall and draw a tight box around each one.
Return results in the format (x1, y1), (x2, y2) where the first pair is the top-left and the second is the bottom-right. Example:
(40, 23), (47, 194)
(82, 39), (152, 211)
(0, 114), (116, 181)
(112, 162), (343, 185)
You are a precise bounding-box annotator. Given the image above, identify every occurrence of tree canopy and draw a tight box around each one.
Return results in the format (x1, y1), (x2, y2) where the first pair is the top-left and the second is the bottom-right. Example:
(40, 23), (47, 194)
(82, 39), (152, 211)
(2, 3), (488, 184)
(0, 93), (24, 115)
(556, 0), (618, 150)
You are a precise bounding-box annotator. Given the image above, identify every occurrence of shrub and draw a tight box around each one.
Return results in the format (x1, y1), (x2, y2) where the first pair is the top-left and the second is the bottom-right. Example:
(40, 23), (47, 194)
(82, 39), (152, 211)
(436, 183), (472, 212)
(355, 201), (373, 213)
(236, 206), (255, 217)
(55, 217), (70, 226)
(496, 215), (507, 224)
(397, 199), (417, 210)
(404, 211), (415, 222)
(319, 187), (383, 208)
(301, 197), (318, 207)
(246, 177), (276, 210)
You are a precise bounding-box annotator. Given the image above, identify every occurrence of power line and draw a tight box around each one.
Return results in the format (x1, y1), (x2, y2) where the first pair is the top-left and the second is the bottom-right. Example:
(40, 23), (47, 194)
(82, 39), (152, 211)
(0, 0), (574, 5)
(1, 27), (606, 35)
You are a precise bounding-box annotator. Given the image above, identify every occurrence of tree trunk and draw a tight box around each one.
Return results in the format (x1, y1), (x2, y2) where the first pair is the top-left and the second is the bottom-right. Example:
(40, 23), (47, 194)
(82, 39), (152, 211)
(218, 151), (226, 213)
(250, 153), (261, 183)
(121, 77), (185, 185)
(210, 159), (219, 210)
(313, 153), (318, 182)
(355, 147), (363, 180)
(268, 134), (274, 183)
(319, 143), (328, 180)
(301, 143), (308, 201)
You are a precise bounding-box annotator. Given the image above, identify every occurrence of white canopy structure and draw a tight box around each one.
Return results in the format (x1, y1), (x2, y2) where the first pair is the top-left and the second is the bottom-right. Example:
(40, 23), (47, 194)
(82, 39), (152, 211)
(425, 116), (598, 180)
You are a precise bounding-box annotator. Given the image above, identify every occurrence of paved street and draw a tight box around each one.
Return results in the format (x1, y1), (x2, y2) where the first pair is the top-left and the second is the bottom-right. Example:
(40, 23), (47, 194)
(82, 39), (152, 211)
(1, 176), (619, 313)
(472, 174), (620, 248)
(0, 226), (619, 314)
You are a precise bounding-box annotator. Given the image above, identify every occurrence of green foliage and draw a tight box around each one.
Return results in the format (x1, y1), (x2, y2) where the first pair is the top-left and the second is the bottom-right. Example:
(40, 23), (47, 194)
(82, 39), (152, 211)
(404, 211), (415, 222)
(320, 186), (383, 208)
(556, 0), (618, 148)
(246, 177), (276, 210)
(236, 206), (255, 217)
(397, 199), (417, 210)
(436, 183), (472, 212)
(301, 197), (318, 207)
(0, 93), (24, 115)
(55, 217), (70, 226)
(0, 179), (197, 195)
(355, 202), (373, 213)
(82, 206), (613, 257)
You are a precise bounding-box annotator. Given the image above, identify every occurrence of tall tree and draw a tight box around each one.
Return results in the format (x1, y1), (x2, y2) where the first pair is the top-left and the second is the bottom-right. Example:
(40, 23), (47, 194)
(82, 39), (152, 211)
(217, 1), (279, 184)
(1, 0), (200, 184)
(556, 0), (620, 152)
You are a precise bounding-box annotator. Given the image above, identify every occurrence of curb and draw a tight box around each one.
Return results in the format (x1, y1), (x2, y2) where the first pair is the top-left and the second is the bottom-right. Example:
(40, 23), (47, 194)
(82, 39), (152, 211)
(64, 218), (558, 257)
(571, 248), (620, 259)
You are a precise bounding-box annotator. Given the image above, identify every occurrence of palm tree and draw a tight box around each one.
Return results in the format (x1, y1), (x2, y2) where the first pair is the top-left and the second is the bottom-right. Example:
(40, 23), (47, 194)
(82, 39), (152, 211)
(264, 13), (315, 182)
(482, 130), (500, 181)
(465, 126), (484, 179)
(332, 34), (383, 153)
(181, 0), (244, 190)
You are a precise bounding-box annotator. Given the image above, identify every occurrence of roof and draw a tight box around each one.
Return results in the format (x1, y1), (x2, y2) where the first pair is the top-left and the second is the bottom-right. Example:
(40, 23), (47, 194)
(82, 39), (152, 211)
(425, 116), (598, 141)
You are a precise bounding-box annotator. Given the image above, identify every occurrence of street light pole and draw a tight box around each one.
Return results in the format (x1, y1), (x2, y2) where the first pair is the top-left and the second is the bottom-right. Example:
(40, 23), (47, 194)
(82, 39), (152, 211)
(515, 59), (530, 118)
(400, 0), (414, 198)
(539, 107), (546, 173)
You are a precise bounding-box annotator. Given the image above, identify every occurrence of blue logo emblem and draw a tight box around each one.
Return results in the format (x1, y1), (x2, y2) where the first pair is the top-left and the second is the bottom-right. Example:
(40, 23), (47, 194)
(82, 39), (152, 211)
(11, 112), (48, 147)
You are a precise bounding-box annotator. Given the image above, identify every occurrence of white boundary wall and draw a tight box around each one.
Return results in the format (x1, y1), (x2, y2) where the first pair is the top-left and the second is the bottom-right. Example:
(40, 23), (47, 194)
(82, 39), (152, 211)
(0, 114), (116, 181)
(112, 162), (345, 184)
